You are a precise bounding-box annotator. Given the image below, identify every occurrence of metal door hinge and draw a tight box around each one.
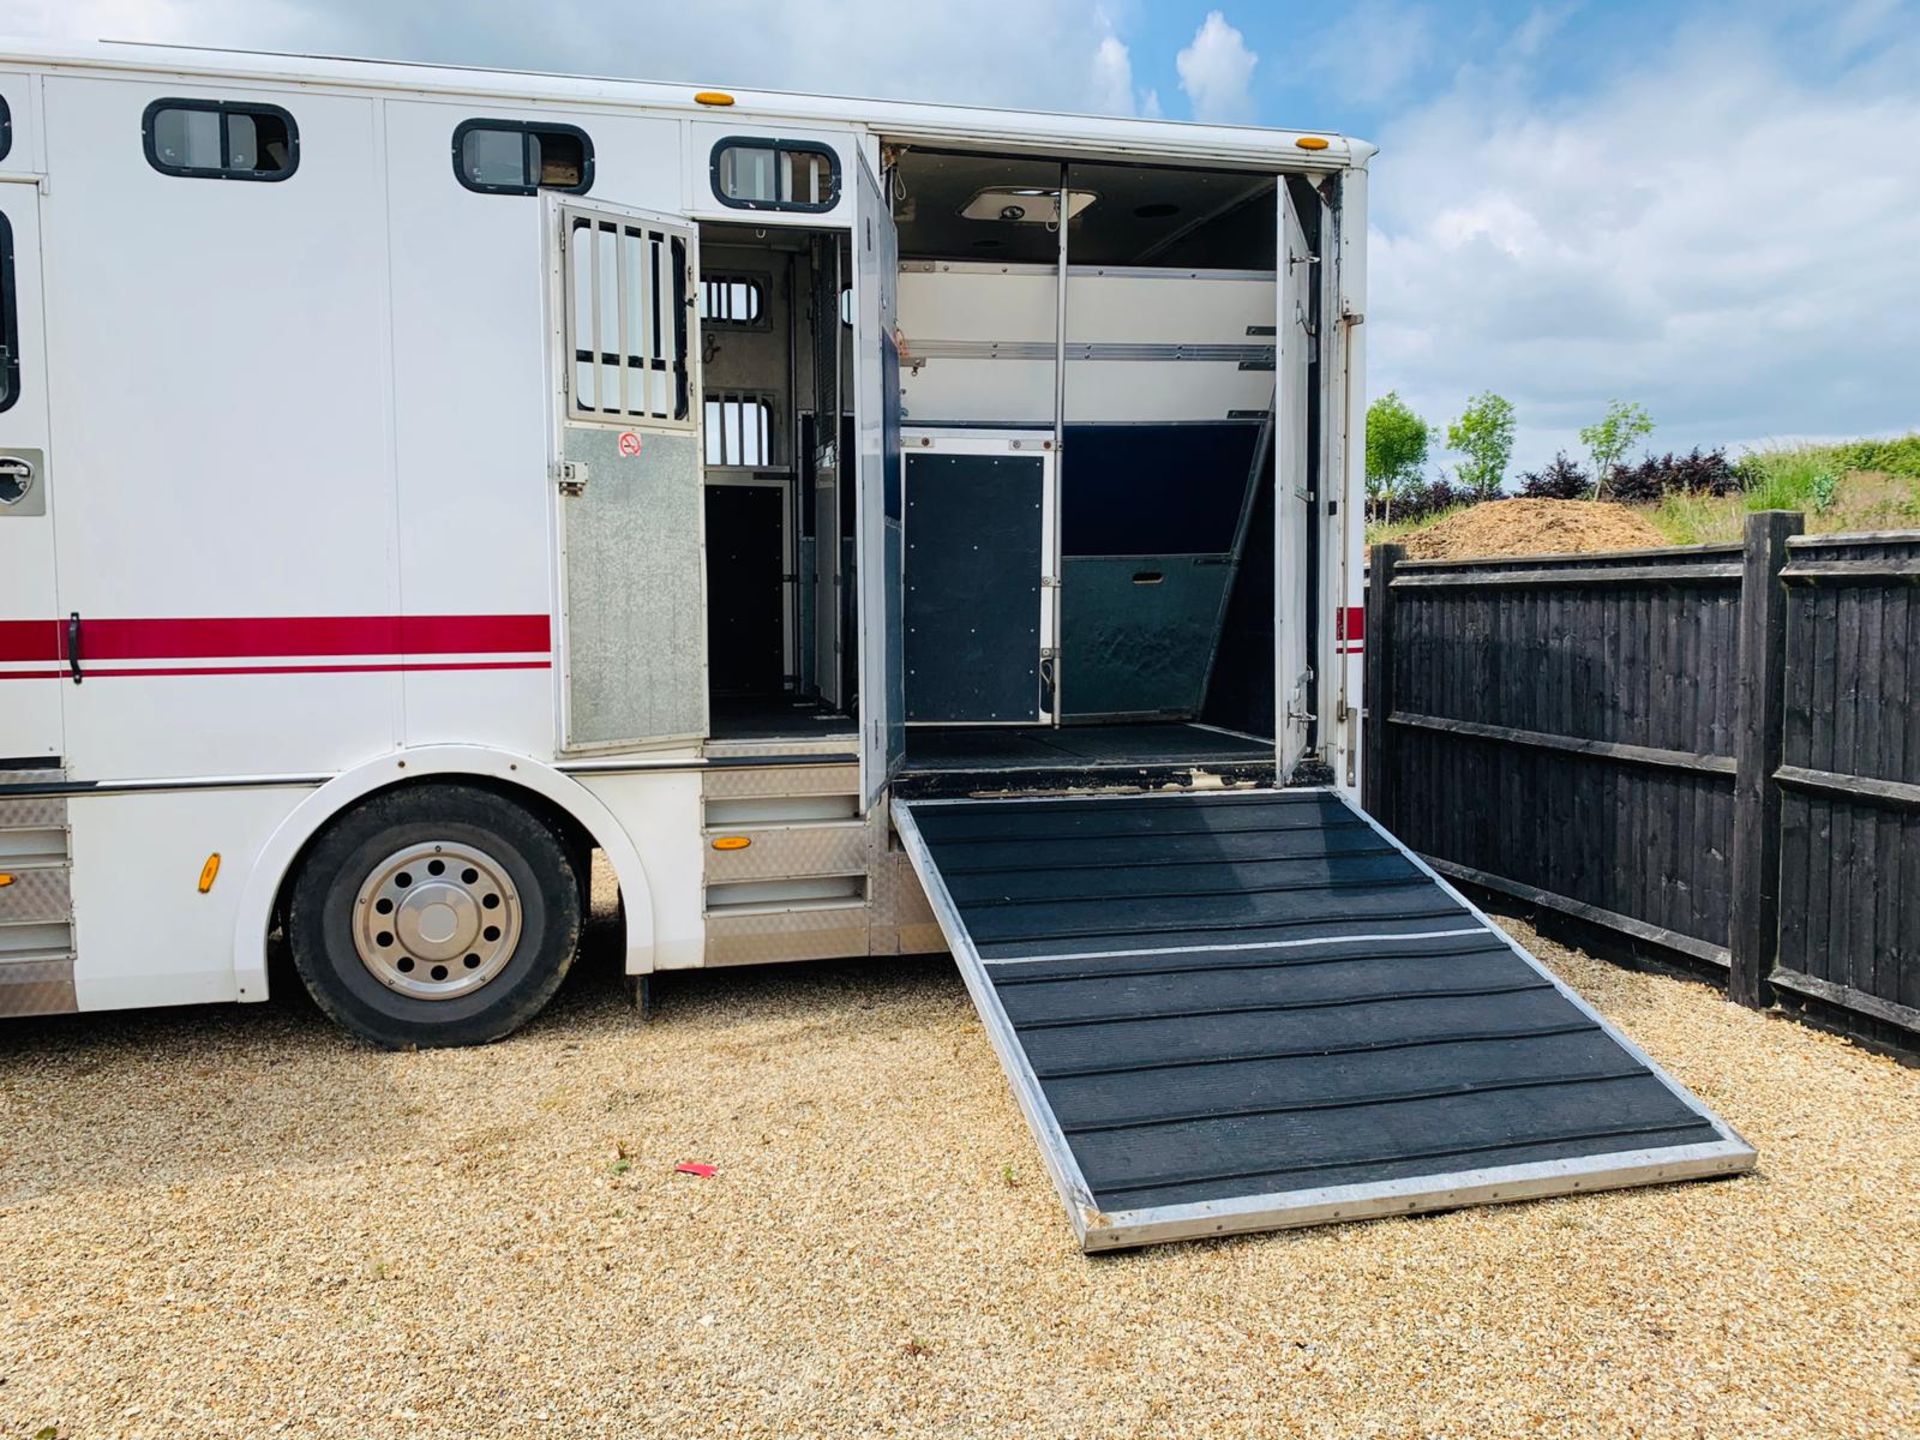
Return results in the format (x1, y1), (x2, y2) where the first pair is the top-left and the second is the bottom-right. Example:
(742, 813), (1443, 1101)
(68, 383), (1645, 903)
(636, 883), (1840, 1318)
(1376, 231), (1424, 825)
(554, 460), (589, 496)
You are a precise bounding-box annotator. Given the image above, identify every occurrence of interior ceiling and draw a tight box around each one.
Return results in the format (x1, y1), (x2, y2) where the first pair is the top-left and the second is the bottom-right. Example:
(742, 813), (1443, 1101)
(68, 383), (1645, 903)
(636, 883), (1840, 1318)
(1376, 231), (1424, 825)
(892, 150), (1277, 269)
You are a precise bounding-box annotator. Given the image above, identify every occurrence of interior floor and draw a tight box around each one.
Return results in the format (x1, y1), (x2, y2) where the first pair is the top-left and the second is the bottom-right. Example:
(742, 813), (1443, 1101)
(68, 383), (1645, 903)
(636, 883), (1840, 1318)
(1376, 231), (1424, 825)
(709, 695), (856, 740)
(902, 722), (1273, 774)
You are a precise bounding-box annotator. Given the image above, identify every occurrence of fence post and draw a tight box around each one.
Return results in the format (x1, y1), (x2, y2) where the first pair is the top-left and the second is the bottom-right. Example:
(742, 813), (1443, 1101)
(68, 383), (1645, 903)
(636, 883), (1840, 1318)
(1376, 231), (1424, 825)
(1728, 510), (1803, 1008)
(1363, 543), (1403, 828)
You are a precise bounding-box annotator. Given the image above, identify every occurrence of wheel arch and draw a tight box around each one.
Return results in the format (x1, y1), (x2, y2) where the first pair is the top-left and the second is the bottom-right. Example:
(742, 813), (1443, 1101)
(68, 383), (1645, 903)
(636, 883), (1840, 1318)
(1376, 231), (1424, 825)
(233, 745), (656, 1001)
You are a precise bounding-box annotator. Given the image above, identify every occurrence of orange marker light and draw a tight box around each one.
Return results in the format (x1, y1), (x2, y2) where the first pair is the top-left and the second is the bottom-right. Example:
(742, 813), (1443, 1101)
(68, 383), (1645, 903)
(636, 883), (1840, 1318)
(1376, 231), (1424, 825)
(0, 873), (14, 887)
(1295, 136), (1332, 151)
(694, 91), (736, 107)
(197, 853), (222, 893)
(710, 835), (752, 851)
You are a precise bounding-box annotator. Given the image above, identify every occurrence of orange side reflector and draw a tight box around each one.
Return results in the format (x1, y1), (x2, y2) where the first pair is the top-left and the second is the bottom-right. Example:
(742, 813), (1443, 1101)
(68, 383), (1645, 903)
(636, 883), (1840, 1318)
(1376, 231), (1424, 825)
(710, 835), (752, 851)
(0, 873), (13, 887)
(694, 91), (736, 107)
(197, 853), (222, 893)
(1295, 136), (1331, 151)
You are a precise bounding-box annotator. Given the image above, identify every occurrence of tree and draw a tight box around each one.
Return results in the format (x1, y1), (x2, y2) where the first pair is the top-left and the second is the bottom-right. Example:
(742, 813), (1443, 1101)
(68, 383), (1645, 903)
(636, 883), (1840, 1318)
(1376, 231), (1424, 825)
(1445, 392), (1516, 499)
(1365, 391), (1431, 523)
(1579, 400), (1655, 499)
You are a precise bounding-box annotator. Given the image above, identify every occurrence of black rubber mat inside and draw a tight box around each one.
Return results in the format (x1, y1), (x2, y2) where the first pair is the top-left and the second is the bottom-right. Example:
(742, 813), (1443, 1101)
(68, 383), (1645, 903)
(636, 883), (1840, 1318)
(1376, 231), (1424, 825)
(905, 789), (1724, 1213)
(903, 722), (1273, 772)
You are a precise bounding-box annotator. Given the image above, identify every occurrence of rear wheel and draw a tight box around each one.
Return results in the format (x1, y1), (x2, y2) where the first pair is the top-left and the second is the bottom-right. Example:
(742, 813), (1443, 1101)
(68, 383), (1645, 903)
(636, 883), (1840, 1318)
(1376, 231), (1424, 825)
(287, 783), (582, 1049)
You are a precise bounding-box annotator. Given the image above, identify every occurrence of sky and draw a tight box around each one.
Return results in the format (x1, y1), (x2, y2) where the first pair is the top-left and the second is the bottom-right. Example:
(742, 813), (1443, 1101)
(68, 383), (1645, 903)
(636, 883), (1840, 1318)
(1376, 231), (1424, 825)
(7, 0), (1919, 481)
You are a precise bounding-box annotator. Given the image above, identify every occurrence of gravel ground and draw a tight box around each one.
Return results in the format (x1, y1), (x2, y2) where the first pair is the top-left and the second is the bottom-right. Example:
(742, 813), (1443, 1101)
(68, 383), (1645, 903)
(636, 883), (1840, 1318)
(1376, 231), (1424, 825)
(2, 874), (1915, 1440)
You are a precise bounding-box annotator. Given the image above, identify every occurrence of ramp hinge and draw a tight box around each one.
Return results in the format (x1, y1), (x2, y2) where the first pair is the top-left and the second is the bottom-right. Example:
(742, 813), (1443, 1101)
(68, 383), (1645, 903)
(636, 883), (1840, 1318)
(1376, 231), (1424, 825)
(553, 460), (589, 497)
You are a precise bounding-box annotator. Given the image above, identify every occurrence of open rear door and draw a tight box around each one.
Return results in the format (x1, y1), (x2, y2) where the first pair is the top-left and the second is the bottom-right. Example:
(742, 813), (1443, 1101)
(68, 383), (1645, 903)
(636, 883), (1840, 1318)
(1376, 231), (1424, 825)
(1275, 187), (1314, 775)
(854, 148), (904, 807)
(549, 196), (707, 751)
(893, 787), (1756, 1251)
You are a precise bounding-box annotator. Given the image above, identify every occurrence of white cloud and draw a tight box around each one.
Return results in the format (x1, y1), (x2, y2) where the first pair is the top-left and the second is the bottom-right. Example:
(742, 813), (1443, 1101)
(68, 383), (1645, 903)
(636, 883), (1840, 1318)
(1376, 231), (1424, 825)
(1369, 15), (1920, 477)
(1090, 32), (1136, 115)
(1176, 10), (1258, 123)
(1314, 1), (1432, 104)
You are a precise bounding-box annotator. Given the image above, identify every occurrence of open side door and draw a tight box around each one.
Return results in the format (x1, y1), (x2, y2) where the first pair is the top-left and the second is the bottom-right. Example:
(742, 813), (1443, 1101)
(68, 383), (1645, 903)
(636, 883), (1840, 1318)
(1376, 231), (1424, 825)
(1275, 187), (1314, 775)
(0, 184), (58, 763)
(548, 196), (707, 751)
(854, 149), (903, 807)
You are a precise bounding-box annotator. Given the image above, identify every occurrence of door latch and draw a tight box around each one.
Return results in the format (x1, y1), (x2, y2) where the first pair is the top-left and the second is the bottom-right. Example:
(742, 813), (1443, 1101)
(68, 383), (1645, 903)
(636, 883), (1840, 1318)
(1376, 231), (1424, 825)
(553, 460), (589, 497)
(0, 454), (32, 506)
(66, 612), (83, 685)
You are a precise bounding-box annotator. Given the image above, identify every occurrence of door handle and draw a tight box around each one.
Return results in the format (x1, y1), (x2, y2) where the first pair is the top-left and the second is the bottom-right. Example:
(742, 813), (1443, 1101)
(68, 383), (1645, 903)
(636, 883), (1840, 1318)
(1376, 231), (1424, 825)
(66, 612), (82, 685)
(0, 454), (31, 506)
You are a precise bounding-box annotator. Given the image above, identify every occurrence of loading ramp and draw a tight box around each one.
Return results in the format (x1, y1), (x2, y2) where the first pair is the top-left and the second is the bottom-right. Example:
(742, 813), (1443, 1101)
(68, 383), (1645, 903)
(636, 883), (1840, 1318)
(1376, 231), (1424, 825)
(892, 787), (1756, 1252)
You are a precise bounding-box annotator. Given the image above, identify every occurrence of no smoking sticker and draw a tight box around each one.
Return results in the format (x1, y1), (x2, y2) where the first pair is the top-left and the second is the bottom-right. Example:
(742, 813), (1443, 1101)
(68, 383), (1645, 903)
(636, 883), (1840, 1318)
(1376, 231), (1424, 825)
(617, 431), (643, 458)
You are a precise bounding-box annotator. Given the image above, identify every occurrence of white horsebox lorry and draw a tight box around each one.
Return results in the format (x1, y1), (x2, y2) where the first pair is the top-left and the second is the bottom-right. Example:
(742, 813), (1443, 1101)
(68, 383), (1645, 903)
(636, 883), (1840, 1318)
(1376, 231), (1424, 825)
(0, 41), (1750, 1249)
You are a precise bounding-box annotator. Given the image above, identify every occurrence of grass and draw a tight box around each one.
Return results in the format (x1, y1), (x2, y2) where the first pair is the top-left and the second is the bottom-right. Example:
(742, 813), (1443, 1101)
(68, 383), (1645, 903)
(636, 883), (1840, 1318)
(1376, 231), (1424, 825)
(1365, 502), (1472, 546)
(1644, 434), (1920, 545)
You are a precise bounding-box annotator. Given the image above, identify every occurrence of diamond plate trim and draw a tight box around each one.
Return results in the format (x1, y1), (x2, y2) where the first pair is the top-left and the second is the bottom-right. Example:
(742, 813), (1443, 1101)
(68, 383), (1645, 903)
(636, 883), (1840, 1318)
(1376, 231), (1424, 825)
(704, 820), (874, 882)
(703, 736), (859, 759)
(0, 794), (67, 829)
(0, 865), (72, 925)
(702, 764), (861, 800)
(703, 906), (872, 967)
(0, 957), (77, 1016)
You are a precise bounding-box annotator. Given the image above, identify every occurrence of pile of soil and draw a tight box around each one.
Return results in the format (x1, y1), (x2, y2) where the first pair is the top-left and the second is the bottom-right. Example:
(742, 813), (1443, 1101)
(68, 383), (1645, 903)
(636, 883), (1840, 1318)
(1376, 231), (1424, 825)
(1393, 498), (1668, 561)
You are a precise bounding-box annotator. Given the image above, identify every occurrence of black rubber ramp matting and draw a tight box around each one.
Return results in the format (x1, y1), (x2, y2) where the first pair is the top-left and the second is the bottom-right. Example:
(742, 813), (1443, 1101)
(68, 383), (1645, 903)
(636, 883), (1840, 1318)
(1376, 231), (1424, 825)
(893, 788), (1756, 1251)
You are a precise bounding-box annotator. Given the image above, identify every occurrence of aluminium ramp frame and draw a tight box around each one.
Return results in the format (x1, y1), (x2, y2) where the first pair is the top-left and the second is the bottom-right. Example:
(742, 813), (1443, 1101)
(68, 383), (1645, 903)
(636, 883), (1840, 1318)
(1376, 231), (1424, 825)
(891, 787), (1755, 1252)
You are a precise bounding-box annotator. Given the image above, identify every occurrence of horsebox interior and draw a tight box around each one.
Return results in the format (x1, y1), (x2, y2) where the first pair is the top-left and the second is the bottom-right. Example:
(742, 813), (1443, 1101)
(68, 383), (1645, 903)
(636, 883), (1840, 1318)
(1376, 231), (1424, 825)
(699, 148), (1315, 780)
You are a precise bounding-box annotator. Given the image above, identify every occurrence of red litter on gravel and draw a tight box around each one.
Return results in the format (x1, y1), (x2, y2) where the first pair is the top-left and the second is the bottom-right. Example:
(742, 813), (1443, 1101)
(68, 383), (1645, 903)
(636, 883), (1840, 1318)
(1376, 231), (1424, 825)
(674, 1162), (717, 1178)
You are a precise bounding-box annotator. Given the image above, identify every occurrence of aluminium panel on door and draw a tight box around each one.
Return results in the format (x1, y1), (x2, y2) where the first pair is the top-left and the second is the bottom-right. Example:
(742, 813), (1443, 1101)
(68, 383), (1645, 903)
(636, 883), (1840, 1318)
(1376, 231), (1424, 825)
(550, 195), (708, 751)
(893, 787), (1756, 1251)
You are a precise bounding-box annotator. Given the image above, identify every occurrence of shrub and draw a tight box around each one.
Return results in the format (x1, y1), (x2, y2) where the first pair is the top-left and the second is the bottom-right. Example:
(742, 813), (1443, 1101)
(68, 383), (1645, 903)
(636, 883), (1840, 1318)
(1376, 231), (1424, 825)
(1608, 448), (1745, 502)
(1405, 478), (1470, 521)
(1517, 453), (1589, 500)
(1834, 434), (1920, 480)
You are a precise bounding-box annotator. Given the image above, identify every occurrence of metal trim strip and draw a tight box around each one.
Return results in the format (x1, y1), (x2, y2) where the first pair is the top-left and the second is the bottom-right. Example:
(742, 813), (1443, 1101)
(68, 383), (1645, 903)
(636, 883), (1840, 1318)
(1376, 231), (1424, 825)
(0, 751), (864, 799)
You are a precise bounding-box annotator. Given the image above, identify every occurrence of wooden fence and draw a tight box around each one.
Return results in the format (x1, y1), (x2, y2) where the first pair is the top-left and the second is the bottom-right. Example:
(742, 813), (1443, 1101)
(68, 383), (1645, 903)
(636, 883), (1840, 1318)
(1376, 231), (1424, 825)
(1366, 513), (1920, 1050)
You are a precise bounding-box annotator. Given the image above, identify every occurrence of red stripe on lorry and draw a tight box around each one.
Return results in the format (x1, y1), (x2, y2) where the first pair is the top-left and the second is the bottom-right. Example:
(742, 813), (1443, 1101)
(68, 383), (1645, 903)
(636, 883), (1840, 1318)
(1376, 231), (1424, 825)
(0, 614), (551, 663)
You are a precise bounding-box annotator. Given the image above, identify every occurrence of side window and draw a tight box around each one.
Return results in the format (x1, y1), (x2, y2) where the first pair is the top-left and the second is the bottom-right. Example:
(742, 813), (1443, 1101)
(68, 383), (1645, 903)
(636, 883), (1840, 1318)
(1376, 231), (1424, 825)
(0, 93), (12, 164)
(564, 212), (690, 424)
(700, 274), (767, 328)
(454, 120), (593, 196)
(0, 212), (17, 413)
(144, 99), (298, 181)
(710, 138), (840, 213)
(704, 394), (775, 467)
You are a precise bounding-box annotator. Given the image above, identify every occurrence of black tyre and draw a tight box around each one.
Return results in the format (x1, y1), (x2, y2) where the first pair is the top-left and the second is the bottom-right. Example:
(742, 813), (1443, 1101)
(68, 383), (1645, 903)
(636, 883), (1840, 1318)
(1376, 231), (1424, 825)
(287, 783), (582, 1049)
